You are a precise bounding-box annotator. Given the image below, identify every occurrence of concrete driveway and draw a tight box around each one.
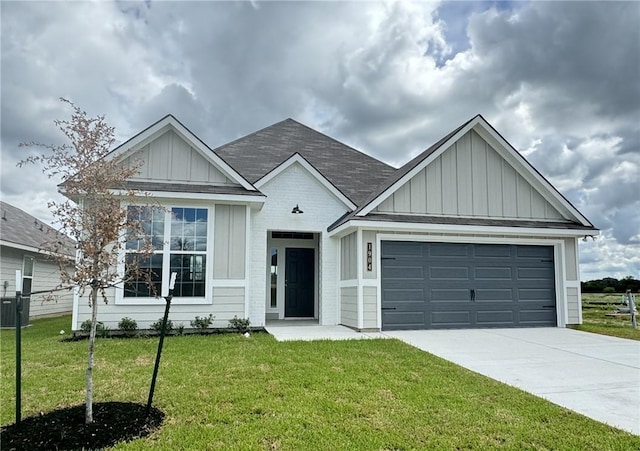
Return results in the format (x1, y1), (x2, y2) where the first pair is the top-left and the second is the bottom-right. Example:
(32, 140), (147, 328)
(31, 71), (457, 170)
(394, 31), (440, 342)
(385, 328), (640, 435)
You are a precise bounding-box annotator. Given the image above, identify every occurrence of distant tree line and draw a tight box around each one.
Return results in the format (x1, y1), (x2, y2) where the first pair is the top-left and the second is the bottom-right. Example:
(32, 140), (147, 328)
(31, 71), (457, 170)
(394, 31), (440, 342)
(581, 276), (640, 293)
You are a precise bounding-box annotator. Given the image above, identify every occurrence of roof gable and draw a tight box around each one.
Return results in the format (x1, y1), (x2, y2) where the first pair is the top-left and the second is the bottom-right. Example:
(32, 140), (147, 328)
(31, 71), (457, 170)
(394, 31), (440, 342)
(255, 153), (357, 210)
(357, 115), (593, 227)
(215, 118), (396, 206)
(109, 115), (256, 191)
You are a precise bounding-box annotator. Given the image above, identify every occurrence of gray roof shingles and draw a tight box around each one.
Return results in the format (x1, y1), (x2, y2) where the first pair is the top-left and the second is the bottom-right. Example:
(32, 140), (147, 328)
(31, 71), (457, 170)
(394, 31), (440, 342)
(214, 119), (397, 206)
(0, 201), (75, 257)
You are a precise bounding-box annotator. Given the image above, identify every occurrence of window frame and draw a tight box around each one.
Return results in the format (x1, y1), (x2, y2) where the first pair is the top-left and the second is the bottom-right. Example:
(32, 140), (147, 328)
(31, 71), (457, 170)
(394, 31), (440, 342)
(116, 203), (213, 305)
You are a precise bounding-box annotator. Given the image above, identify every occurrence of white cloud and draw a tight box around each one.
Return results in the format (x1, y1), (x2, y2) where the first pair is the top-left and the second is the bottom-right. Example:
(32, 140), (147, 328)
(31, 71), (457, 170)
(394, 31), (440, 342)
(1, 0), (638, 280)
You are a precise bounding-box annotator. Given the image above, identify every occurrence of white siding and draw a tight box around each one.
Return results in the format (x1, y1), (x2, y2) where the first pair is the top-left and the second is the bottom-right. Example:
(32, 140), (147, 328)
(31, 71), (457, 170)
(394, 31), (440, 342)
(0, 246), (73, 319)
(375, 130), (566, 221)
(340, 286), (357, 328)
(121, 130), (235, 185)
(567, 286), (580, 324)
(363, 286), (377, 329)
(75, 286), (245, 330)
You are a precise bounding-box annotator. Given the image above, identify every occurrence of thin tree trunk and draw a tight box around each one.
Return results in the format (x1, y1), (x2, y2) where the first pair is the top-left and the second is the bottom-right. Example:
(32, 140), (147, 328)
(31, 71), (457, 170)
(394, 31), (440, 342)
(86, 285), (99, 424)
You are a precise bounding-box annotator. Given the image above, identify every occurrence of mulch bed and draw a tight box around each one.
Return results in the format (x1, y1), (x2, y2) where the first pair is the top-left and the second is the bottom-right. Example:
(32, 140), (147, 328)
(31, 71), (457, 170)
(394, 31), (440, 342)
(0, 402), (164, 450)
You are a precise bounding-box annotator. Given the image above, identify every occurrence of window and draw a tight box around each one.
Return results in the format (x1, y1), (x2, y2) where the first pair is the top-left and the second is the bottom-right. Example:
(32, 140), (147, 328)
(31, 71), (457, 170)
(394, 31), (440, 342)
(124, 206), (208, 299)
(22, 256), (34, 297)
(270, 248), (277, 308)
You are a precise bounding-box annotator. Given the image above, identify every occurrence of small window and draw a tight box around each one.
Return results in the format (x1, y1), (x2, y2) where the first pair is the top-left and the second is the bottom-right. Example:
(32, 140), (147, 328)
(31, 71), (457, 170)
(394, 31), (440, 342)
(270, 248), (278, 308)
(22, 256), (34, 297)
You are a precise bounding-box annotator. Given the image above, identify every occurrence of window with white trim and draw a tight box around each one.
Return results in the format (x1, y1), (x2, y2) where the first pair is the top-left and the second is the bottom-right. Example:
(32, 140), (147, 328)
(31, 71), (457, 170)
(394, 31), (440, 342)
(124, 206), (208, 298)
(22, 256), (34, 297)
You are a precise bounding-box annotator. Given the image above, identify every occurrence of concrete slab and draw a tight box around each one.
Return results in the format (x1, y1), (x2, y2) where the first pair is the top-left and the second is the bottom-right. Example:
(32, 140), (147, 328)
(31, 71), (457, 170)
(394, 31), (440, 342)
(265, 321), (387, 342)
(385, 328), (640, 435)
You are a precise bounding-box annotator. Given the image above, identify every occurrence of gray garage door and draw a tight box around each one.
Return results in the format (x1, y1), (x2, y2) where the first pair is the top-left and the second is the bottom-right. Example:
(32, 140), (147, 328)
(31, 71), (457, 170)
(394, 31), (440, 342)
(381, 242), (556, 330)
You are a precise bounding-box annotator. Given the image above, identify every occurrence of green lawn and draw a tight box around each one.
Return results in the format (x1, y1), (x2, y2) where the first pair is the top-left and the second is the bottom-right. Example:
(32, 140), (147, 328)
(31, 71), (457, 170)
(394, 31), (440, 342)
(573, 293), (640, 341)
(2, 316), (638, 450)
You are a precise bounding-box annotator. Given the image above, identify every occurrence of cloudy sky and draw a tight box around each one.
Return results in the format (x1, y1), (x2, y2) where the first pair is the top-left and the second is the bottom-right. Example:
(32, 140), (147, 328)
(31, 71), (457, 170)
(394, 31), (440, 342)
(1, 0), (638, 281)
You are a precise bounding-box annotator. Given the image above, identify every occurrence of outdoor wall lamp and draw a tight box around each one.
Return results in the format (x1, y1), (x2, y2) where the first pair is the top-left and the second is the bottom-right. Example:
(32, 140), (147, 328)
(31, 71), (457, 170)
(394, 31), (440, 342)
(291, 204), (304, 214)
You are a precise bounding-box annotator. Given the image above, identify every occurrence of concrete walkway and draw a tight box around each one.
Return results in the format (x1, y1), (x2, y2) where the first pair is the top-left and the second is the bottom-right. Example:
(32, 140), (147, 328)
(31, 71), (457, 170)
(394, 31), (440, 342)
(266, 323), (639, 434)
(265, 321), (387, 341)
(385, 328), (640, 435)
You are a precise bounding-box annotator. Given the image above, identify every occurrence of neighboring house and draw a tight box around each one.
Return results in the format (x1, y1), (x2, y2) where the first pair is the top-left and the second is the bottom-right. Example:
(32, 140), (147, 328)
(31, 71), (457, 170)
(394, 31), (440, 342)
(70, 114), (597, 331)
(0, 201), (75, 319)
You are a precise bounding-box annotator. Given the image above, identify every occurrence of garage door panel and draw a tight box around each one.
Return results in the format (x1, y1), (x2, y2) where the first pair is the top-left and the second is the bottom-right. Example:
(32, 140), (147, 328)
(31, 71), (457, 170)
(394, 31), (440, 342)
(476, 288), (514, 301)
(382, 311), (426, 329)
(518, 288), (554, 301)
(517, 267), (554, 279)
(476, 310), (514, 325)
(430, 267), (469, 279)
(383, 289), (424, 302)
(516, 246), (553, 258)
(473, 245), (512, 258)
(520, 309), (556, 325)
(431, 311), (471, 327)
(381, 241), (556, 330)
(428, 243), (469, 257)
(475, 266), (512, 279)
(430, 288), (470, 302)
(384, 266), (424, 279)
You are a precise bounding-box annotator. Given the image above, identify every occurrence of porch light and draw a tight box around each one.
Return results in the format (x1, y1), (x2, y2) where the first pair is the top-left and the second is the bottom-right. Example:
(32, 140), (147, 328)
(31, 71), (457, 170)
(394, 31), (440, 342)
(291, 204), (304, 214)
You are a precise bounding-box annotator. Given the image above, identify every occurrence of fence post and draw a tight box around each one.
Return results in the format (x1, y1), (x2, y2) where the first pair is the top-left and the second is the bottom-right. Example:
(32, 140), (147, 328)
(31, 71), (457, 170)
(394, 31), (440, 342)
(627, 290), (637, 329)
(15, 270), (22, 425)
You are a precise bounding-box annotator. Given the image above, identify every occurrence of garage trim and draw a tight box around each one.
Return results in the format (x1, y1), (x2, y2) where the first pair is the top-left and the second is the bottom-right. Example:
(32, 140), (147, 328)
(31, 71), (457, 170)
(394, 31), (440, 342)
(375, 233), (567, 329)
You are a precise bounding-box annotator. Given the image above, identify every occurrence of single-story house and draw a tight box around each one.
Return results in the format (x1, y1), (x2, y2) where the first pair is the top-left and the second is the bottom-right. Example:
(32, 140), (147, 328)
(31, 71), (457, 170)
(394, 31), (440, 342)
(71, 114), (597, 331)
(0, 201), (75, 319)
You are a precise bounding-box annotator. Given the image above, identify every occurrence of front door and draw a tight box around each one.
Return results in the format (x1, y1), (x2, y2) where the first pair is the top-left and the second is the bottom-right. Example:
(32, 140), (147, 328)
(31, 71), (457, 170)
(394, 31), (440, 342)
(285, 248), (315, 317)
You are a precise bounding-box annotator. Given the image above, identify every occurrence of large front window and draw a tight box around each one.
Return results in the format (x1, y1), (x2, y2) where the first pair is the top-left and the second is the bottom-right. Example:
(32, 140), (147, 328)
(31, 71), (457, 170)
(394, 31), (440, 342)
(124, 206), (208, 299)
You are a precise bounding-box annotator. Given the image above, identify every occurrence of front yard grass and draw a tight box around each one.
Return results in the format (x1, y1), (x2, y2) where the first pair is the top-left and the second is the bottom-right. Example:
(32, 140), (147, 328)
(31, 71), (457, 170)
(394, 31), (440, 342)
(2, 315), (638, 449)
(573, 293), (640, 341)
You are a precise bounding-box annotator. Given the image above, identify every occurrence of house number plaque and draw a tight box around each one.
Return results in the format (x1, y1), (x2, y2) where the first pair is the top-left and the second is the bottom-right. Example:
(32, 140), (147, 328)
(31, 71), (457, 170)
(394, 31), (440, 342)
(366, 242), (372, 271)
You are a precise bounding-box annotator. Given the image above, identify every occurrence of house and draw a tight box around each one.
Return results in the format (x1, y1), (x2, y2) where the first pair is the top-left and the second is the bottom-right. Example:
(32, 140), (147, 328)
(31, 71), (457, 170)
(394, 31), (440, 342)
(0, 201), (75, 319)
(70, 114), (597, 331)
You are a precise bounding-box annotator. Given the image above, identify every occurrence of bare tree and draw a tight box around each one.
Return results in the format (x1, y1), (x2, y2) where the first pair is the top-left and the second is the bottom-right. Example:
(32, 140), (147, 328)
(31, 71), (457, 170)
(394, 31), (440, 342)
(19, 99), (156, 424)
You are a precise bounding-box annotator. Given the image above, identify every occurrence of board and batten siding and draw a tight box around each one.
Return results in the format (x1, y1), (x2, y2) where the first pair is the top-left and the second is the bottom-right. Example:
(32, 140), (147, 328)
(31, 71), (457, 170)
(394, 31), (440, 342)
(340, 232), (357, 280)
(214, 205), (246, 279)
(121, 130), (235, 185)
(375, 130), (565, 221)
(0, 246), (73, 318)
(340, 286), (357, 328)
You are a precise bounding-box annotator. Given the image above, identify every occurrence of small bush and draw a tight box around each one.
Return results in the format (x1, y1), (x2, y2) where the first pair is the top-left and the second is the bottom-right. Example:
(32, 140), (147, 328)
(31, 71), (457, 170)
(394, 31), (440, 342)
(118, 317), (138, 333)
(603, 287), (616, 293)
(190, 314), (214, 330)
(176, 323), (185, 335)
(228, 316), (251, 333)
(80, 319), (104, 333)
(151, 318), (174, 333)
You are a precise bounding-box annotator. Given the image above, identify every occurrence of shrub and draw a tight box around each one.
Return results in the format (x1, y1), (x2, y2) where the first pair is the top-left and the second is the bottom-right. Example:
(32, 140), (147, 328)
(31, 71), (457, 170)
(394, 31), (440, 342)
(228, 316), (251, 333)
(150, 318), (174, 333)
(176, 323), (185, 336)
(603, 287), (616, 293)
(80, 319), (104, 333)
(118, 317), (138, 333)
(190, 314), (214, 330)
